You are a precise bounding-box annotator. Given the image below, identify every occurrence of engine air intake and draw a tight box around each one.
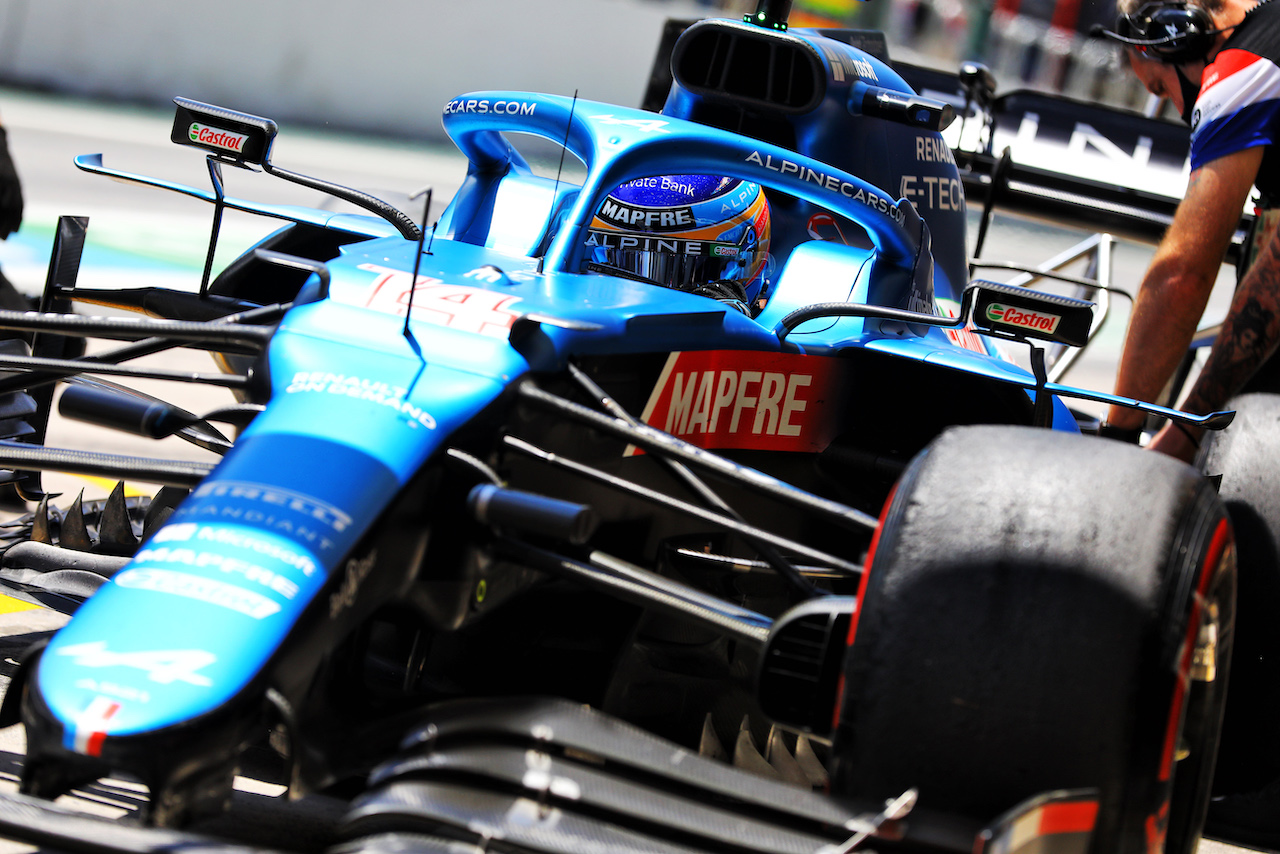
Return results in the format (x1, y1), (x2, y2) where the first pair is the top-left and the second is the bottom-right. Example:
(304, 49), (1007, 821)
(672, 20), (825, 114)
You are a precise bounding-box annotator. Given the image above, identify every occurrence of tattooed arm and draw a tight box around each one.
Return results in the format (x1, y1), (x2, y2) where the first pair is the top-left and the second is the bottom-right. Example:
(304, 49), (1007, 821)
(1186, 268), (1280, 415)
(1107, 147), (1264, 436)
(1148, 216), (1280, 460)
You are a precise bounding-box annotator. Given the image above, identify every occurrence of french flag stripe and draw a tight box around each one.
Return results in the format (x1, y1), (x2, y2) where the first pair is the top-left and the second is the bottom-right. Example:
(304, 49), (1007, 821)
(72, 696), (120, 757)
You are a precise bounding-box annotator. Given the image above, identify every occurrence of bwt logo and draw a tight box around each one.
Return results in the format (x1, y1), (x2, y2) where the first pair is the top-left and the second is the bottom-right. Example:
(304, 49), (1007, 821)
(851, 57), (878, 81)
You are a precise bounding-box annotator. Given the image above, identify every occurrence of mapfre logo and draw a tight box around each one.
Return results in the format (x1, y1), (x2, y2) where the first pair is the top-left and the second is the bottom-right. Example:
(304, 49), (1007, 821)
(632, 350), (848, 454)
(188, 123), (249, 154)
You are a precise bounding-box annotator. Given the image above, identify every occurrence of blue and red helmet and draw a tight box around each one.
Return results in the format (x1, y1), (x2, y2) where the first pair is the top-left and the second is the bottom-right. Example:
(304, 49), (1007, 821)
(585, 175), (772, 305)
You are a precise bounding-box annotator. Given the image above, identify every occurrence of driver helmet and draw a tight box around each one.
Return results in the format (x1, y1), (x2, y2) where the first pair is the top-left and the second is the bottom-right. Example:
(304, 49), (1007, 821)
(585, 175), (771, 310)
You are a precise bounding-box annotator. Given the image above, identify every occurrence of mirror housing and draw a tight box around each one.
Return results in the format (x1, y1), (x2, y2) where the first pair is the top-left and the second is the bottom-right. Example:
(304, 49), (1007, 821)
(170, 97), (278, 166)
(965, 280), (1095, 348)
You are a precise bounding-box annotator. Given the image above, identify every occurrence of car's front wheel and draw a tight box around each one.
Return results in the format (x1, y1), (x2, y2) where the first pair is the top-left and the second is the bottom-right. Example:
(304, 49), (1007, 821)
(832, 425), (1234, 854)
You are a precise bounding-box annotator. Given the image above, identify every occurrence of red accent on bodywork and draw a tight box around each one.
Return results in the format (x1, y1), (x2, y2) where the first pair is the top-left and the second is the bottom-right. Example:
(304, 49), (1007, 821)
(1039, 799), (1099, 835)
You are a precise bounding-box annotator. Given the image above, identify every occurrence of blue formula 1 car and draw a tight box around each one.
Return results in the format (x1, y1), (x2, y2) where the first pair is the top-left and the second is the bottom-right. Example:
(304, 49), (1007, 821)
(0, 4), (1243, 854)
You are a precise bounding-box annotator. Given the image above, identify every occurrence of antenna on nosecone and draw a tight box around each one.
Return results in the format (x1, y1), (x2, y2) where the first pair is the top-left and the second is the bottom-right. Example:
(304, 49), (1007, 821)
(404, 186), (434, 338)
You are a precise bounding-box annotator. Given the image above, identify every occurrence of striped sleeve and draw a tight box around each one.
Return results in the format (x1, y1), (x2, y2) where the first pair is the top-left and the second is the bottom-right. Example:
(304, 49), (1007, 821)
(1190, 48), (1280, 171)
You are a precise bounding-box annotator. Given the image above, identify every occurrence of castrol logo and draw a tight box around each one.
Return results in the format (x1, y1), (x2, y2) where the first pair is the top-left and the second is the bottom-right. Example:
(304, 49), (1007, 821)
(985, 303), (1061, 334)
(188, 123), (249, 154)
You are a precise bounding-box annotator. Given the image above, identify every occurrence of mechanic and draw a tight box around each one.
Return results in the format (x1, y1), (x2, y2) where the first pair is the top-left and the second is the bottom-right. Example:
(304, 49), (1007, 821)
(1098, 0), (1280, 462)
(0, 113), (23, 312)
(584, 174), (772, 315)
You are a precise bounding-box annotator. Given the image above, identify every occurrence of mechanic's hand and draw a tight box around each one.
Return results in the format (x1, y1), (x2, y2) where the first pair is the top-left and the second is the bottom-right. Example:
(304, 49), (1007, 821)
(0, 126), (23, 239)
(692, 280), (752, 316)
(1146, 422), (1199, 463)
(1097, 422), (1143, 444)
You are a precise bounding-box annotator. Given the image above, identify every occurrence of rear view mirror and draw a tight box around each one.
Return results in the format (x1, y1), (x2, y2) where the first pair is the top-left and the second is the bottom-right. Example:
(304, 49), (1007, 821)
(965, 280), (1094, 348)
(170, 97), (278, 166)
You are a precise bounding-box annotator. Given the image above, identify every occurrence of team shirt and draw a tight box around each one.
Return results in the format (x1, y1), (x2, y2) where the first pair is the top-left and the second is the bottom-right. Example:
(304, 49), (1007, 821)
(1189, 0), (1280, 197)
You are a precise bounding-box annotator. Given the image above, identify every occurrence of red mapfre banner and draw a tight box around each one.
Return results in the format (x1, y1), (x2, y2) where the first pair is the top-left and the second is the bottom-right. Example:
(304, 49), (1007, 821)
(633, 350), (849, 454)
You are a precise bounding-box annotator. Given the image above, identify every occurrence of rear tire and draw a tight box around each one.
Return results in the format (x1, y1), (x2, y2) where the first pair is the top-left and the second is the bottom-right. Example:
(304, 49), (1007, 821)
(1198, 393), (1280, 844)
(833, 426), (1234, 854)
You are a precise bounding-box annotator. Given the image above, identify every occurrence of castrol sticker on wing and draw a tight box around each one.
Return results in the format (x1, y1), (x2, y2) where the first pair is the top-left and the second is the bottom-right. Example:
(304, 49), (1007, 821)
(187, 123), (249, 154)
(985, 303), (1061, 335)
(631, 350), (848, 455)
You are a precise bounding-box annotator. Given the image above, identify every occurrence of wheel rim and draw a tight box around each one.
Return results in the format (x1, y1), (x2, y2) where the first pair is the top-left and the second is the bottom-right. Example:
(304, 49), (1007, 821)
(1163, 533), (1236, 854)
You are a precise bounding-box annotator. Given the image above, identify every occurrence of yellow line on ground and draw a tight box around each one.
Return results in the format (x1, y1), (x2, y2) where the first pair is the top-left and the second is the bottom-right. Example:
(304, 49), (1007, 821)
(0, 594), (37, 614)
(72, 476), (149, 499)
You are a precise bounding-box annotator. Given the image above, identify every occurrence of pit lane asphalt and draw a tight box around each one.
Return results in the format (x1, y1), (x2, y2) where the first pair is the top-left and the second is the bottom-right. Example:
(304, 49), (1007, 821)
(0, 86), (1255, 854)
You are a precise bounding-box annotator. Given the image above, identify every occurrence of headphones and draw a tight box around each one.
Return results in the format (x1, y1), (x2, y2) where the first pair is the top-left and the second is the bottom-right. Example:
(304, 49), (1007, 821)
(1092, 2), (1219, 63)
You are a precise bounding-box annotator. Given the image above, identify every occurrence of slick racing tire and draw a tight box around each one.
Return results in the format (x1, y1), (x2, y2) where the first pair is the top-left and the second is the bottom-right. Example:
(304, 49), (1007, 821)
(1199, 393), (1280, 797)
(832, 425), (1234, 854)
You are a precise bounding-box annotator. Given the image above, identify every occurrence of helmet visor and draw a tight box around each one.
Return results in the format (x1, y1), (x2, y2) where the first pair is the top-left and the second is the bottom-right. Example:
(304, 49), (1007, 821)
(586, 231), (747, 288)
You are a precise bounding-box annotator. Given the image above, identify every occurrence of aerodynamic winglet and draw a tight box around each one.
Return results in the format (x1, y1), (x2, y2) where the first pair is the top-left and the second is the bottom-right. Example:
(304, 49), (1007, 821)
(1043, 381), (1235, 431)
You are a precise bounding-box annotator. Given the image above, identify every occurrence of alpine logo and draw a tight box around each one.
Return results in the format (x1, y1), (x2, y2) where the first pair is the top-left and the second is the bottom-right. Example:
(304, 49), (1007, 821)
(56, 641), (216, 687)
(586, 231), (714, 257)
(985, 303), (1061, 334)
(188, 123), (249, 154)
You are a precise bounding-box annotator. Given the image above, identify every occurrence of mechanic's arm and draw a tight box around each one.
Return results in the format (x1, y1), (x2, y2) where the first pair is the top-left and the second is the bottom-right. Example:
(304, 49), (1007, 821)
(1106, 147), (1264, 433)
(1148, 200), (1280, 459)
(0, 113), (20, 239)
